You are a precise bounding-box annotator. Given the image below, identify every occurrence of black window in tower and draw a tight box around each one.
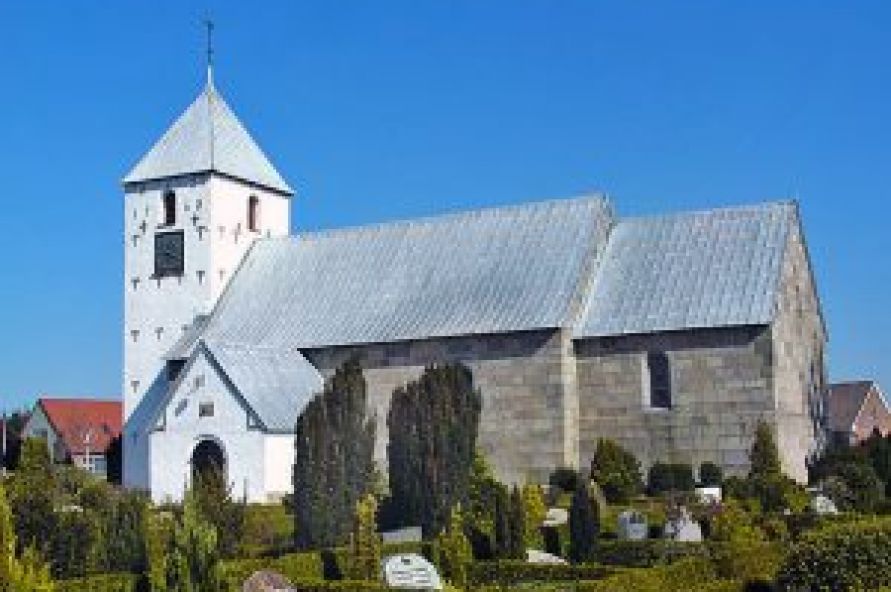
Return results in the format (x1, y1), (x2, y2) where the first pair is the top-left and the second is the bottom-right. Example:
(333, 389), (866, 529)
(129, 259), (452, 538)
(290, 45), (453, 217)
(648, 351), (672, 409)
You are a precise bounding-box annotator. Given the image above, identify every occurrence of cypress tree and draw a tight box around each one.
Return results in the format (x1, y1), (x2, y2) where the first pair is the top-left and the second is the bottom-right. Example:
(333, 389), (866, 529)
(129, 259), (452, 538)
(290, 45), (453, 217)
(507, 485), (526, 559)
(492, 484), (510, 558)
(293, 357), (376, 549)
(8, 437), (56, 554)
(349, 494), (381, 581)
(387, 363), (482, 536)
(749, 421), (782, 479)
(164, 490), (224, 592)
(568, 483), (598, 564)
(521, 484), (546, 550)
(0, 480), (53, 591)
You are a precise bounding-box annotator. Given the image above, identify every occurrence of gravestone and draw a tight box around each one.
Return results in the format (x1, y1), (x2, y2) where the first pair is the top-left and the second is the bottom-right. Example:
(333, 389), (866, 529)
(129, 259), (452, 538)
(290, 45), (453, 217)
(382, 526), (423, 544)
(526, 549), (567, 565)
(810, 493), (838, 515)
(663, 507), (702, 542)
(543, 507), (568, 527)
(616, 509), (648, 541)
(242, 570), (295, 592)
(382, 553), (443, 590)
(694, 486), (722, 504)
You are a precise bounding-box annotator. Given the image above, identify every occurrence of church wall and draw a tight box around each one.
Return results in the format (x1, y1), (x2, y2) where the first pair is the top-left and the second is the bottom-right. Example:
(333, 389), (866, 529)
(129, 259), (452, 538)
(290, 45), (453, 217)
(148, 352), (268, 503)
(302, 328), (579, 485)
(574, 326), (777, 479)
(264, 434), (296, 502)
(770, 219), (826, 481)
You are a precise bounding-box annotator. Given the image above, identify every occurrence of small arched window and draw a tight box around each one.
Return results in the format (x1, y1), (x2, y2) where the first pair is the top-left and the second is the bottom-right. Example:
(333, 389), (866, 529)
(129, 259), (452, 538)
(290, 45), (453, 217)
(163, 190), (176, 226)
(247, 195), (260, 232)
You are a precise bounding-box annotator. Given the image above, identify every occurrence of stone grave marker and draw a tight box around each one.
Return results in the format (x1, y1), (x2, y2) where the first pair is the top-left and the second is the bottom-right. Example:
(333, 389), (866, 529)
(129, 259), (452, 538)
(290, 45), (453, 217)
(663, 507), (702, 542)
(616, 509), (648, 541)
(382, 553), (443, 590)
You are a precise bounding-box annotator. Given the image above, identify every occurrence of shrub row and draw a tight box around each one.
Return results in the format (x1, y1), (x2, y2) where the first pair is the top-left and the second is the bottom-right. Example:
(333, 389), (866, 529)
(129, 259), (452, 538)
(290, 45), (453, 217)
(222, 551), (324, 587)
(597, 539), (708, 567)
(267, 582), (386, 592)
(55, 573), (140, 592)
(775, 516), (891, 590)
(577, 557), (717, 592)
(469, 560), (614, 585)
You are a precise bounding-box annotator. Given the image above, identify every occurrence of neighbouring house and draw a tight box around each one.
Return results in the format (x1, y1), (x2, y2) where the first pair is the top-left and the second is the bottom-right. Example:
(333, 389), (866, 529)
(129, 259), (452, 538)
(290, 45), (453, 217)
(826, 381), (891, 445)
(23, 398), (122, 478)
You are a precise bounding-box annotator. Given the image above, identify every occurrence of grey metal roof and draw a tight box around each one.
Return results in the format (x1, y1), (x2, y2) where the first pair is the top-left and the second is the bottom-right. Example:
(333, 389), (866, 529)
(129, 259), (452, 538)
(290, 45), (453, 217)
(123, 80), (292, 195)
(574, 201), (796, 338)
(165, 315), (209, 361)
(204, 341), (323, 431)
(201, 196), (614, 349)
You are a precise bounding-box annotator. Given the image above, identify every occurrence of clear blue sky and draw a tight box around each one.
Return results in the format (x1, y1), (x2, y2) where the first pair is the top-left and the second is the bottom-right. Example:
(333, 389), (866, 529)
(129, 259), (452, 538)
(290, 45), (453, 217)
(1, 1), (889, 411)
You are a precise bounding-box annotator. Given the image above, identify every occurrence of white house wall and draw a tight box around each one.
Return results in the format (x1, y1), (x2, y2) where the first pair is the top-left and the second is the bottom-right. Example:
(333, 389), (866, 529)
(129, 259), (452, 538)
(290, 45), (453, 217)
(148, 351), (267, 503)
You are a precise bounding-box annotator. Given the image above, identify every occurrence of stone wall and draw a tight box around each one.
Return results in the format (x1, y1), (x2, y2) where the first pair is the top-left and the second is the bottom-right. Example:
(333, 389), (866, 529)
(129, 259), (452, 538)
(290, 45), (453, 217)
(770, 217), (827, 480)
(574, 326), (776, 480)
(302, 328), (577, 485)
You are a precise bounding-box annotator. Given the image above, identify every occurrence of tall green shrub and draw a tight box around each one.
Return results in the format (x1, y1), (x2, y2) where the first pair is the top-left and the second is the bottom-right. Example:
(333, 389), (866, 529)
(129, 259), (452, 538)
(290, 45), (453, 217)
(8, 437), (57, 553)
(293, 358), (376, 549)
(568, 483), (598, 564)
(387, 363), (482, 536)
(348, 494), (381, 581)
(521, 484), (546, 550)
(192, 466), (246, 558)
(0, 479), (54, 591)
(590, 439), (641, 503)
(748, 421), (781, 479)
(437, 506), (472, 589)
(507, 486), (525, 560)
(163, 490), (225, 592)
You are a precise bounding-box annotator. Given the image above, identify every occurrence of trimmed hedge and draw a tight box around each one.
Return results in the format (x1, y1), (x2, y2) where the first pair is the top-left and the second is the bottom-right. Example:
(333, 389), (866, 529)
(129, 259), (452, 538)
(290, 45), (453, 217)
(597, 539), (708, 567)
(55, 573), (140, 592)
(775, 516), (891, 591)
(272, 582), (386, 592)
(469, 560), (614, 585)
(708, 542), (782, 583)
(222, 551), (324, 587)
(577, 557), (718, 592)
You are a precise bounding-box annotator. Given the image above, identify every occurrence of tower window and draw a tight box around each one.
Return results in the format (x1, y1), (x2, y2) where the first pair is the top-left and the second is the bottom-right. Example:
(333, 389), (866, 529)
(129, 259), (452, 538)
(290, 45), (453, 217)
(199, 402), (215, 418)
(248, 195), (260, 232)
(647, 351), (672, 409)
(163, 190), (176, 226)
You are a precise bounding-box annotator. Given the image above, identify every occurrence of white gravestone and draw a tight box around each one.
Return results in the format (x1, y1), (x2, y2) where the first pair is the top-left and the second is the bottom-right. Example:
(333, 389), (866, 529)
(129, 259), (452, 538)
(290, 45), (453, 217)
(616, 509), (648, 541)
(663, 507), (703, 542)
(382, 554), (443, 590)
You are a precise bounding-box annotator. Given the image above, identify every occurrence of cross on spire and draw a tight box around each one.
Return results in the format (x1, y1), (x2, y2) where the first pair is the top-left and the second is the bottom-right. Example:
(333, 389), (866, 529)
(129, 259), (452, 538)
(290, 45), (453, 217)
(204, 18), (215, 85)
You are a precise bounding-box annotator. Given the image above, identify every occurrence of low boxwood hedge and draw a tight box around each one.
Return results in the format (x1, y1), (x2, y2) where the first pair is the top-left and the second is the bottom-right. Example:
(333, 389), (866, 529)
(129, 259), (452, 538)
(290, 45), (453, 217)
(469, 560), (614, 585)
(597, 539), (708, 567)
(577, 556), (718, 592)
(55, 573), (140, 592)
(222, 550), (324, 587)
(775, 516), (891, 591)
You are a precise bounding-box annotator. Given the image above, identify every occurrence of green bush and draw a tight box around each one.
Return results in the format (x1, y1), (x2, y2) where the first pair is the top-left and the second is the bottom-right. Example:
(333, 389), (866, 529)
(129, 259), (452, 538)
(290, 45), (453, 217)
(239, 504), (294, 557)
(549, 467), (583, 493)
(55, 573), (140, 592)
(597, 540), (708, 567)
(647, 463), (695, 495)
(590, 440), (642, 504)
(708, 541), (783, 583)
(577, 556), (717, 592)
(267, 582), (386, 592)
(469, 561), (614, 585)
(775, 517), (891, 591)
(222, 551), (324, 587)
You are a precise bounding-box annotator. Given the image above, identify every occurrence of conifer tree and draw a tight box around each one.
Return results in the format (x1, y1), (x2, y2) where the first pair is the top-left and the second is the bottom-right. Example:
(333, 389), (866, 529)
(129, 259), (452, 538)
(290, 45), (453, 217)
(164, 490), (224, 592)
(437, 506), (472, 590)
(568, 483), (598, 564)
(293, 357), (376, 549)
(349, 494), (381, 581)
(8, 438), (56, 555)
(492, 484), (510, 558)
(0, 480), (53, 591)
(521, 484), (546, 550)
(507, 485), (526, 559)
(192, 466), (246, 559)
(387, 363), (482, 536)
(749, 421), (782, 479)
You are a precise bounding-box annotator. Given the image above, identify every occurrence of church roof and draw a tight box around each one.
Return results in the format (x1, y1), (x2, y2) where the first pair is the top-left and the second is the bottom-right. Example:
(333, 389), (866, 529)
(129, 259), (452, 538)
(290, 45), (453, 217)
(574, 201), (796, 338)
(202, 341), (323, 432)
(123, 80), (292, 195)
(198, 196), (615, 350)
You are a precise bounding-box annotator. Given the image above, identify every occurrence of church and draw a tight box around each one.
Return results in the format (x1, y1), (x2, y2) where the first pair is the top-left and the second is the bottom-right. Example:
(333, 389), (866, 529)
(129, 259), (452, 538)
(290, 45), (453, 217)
(122, 70), (827, 503)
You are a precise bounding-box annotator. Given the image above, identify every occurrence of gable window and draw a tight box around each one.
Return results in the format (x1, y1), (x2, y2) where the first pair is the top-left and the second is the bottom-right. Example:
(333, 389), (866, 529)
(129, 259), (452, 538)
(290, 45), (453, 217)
(647, 351), (672, 409)
(247, 195), (260, 232)
(163, 190), (176, 226)
(199, 402), (214, 418)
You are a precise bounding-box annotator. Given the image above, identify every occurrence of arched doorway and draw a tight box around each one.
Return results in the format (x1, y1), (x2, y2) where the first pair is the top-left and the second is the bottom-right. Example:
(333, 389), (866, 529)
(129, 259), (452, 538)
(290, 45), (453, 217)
(191, 438), (226, 483)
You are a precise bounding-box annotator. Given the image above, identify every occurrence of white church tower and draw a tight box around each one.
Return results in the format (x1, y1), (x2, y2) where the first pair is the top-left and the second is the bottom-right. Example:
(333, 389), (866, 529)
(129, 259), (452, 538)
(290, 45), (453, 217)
(121, 66), (292, 489)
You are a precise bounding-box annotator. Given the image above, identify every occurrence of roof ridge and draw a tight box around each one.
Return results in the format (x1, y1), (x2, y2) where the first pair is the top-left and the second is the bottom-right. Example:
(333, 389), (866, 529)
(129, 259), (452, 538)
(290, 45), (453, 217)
(620, 199), (796, 225)
(286, 193), (609, 243)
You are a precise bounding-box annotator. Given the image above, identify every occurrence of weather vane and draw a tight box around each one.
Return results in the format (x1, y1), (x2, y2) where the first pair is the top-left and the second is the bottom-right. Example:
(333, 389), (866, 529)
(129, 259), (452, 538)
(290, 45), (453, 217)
(204, 18), (215, 83)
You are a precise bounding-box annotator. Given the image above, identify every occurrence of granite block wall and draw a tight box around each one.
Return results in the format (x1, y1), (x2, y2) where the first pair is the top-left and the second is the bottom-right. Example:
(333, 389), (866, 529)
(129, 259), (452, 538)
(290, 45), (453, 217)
(302, 328), (578, 485)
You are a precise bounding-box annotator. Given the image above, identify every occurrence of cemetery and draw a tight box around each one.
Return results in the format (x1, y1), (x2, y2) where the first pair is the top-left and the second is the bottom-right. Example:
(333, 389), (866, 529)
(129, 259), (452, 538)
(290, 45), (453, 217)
(3, 361), (891, 591)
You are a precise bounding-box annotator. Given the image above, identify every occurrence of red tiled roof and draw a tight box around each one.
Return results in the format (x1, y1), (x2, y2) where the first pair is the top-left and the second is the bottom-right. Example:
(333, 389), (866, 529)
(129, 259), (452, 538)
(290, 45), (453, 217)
(37, 398), (122, 456)
(827, 381), (875, 432)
